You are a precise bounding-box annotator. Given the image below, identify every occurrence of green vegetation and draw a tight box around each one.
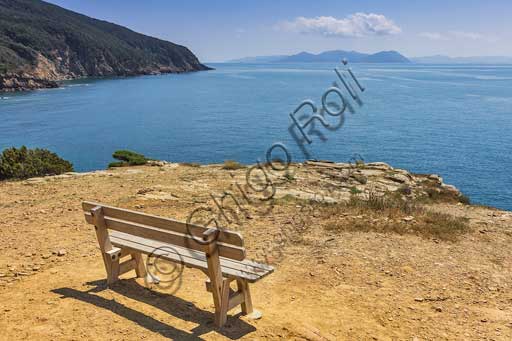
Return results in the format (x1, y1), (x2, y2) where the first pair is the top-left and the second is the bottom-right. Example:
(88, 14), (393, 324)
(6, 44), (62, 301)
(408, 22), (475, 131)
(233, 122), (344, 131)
(222, 160), (245, 170)
(0, 146), (73, 180)
(284, 172), (295, 181)
(350, 187), (362, 194)
(0, 0), (208, 78)
(108, 150), (149, 168)
(458, 193), (471, 205)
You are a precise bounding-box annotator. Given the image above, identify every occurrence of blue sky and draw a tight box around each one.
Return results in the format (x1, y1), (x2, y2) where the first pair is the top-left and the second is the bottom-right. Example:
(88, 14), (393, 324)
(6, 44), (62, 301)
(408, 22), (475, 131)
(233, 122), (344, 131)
(46, 0), (511, 62)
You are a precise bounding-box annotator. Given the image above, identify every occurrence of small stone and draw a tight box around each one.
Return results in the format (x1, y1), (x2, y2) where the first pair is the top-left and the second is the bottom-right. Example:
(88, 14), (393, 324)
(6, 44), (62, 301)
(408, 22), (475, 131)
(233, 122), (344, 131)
(0, 273), (5, 278)
(428, 174), (443, 183)
(481, 318), (488, 323)
(415, 297), (424, 302)
(32, 266), (40, 271)
(435, 306), (443, 312)
(403, 216), (414, 222)
(57, 249), (67, 256)
(247, 310), (262, 320)
(42, 253), (52, 259)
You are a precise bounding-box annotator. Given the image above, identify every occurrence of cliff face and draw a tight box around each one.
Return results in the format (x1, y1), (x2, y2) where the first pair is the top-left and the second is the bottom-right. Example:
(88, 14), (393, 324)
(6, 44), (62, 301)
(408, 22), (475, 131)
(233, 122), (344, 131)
(0, 0), (211, 91)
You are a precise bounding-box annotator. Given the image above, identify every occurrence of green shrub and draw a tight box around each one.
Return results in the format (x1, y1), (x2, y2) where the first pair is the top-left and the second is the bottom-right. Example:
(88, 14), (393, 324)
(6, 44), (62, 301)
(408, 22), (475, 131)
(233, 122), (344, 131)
(109, 150), (149, 167)
(458, 193), (470, 205)
(108, 161), (127, 168)
(222, 160), (244, 170)
(284, 172), (295, 181)
(0, 146), (73, 180)
(350, 187), (362, 195)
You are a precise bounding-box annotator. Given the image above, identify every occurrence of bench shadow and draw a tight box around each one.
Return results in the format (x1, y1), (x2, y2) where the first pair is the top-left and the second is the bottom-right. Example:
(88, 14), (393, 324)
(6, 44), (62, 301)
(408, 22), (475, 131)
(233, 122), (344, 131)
(52, 279), (256, 340)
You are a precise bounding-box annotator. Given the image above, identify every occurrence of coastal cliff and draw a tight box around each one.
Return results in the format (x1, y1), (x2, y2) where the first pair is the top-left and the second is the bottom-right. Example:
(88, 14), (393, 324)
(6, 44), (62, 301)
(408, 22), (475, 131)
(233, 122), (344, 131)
(0, 0), (210, 91)
(1, 160), (511, 339)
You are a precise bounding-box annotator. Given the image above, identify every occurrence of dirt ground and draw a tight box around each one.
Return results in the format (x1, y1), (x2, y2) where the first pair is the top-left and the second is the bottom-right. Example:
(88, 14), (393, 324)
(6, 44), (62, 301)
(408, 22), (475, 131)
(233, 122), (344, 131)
(0, 163), (511, 340)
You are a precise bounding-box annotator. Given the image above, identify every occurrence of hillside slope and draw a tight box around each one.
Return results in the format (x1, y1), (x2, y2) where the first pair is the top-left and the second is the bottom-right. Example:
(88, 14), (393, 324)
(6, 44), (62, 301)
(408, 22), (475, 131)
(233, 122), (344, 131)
(0, 0), (210, 91)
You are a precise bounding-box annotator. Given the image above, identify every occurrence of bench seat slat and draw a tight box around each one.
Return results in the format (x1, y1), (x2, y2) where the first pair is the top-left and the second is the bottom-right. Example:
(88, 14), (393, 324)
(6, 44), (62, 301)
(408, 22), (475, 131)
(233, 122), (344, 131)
(110, 231), (273, 283)
(111, 231), (271, 275)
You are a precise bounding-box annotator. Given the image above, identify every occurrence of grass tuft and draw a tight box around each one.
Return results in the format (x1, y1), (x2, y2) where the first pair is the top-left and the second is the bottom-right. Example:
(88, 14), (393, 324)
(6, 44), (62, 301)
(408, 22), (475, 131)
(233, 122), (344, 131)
(222, 160), (244, 170)
(321, 190), (470, 241)
(180, 162), (201, 167)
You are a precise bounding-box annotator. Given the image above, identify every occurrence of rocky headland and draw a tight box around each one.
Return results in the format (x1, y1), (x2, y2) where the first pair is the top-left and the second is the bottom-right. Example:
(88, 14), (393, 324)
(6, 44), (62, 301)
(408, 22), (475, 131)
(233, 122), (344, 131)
(0, 0), (210, 92)
(1, 160), (511, 339)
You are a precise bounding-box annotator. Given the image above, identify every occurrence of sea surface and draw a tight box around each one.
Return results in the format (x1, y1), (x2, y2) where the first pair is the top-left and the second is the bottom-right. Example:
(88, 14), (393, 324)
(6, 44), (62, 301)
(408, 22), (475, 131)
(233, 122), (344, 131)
(1, 63), (511, 210)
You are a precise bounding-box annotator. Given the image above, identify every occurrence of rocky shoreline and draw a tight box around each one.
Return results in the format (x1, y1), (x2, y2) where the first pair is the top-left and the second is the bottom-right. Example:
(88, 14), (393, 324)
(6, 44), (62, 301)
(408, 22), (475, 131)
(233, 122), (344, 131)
(0, 73), (59, 92)
(0, 65), (212, 92)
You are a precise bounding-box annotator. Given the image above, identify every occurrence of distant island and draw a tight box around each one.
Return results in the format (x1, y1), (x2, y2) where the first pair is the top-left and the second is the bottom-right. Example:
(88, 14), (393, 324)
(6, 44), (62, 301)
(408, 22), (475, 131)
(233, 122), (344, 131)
(229, 51), (512, 65)
(411, 55), (512, 64)
(228, 50), (411, 63)
(0, 0), (210, 92)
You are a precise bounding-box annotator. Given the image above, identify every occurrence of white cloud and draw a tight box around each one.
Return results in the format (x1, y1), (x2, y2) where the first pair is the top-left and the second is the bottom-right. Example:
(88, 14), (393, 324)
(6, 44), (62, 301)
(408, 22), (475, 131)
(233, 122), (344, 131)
(419, 32), (448, 41)
(277, 13), (401, 38)
(450, 31), (483, 40)
(419, 31), (489, 41)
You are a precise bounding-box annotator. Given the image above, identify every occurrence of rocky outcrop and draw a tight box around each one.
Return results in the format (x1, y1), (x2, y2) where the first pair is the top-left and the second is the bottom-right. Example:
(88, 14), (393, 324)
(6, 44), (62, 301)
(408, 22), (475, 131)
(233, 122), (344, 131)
(0, 73), (58, 92)
(290, 160), (464, 203)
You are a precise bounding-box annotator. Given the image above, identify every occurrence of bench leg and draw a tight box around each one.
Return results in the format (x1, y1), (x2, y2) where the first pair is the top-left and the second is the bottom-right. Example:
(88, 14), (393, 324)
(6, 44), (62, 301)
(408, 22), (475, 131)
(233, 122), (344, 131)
(236, 279), (254, 315)
(105, 249), (121, 286)
(91, 206), (120, 286)
(131, 252), (147, 278)
(214, 279), (231, 327)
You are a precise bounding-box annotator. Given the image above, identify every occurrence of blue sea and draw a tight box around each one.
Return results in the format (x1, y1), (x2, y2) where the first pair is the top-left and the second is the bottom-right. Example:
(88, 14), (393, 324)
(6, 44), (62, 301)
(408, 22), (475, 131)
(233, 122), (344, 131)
(1, 63), (511, 210)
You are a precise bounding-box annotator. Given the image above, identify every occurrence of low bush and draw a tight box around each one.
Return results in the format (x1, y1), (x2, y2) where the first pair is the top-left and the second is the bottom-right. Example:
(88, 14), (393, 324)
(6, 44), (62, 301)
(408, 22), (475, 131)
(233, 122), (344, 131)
(222, 160), (244, 170)
(109, 150), (149, 168)
(284, 172), (295, 181)
(350, 187), (362, 195)
(458, 193), (471, 205)
(0, 146), (73, 180)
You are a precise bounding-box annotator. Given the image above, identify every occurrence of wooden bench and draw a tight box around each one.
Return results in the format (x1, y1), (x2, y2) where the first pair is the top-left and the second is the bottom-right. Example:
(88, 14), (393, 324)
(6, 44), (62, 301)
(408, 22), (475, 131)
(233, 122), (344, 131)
(82, 201), (273, 327)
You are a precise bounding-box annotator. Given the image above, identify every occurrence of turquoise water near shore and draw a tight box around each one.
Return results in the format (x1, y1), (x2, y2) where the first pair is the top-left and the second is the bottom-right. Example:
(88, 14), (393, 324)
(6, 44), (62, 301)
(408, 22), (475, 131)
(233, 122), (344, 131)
(1, 63), (511, 210)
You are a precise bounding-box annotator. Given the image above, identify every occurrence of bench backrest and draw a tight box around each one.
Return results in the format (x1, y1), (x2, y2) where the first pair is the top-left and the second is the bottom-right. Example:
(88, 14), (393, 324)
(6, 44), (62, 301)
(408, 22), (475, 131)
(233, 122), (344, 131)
(82, 201), (246, 260)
